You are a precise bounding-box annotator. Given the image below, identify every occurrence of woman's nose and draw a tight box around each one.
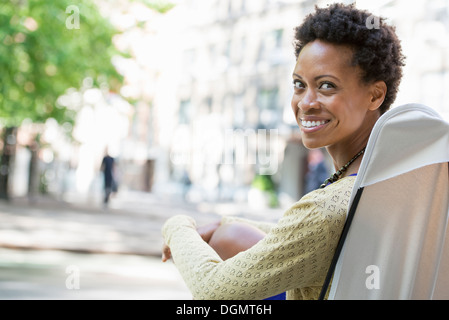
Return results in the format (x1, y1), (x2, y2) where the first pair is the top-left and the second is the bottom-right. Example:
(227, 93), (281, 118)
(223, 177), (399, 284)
(298, 89), (320, 112)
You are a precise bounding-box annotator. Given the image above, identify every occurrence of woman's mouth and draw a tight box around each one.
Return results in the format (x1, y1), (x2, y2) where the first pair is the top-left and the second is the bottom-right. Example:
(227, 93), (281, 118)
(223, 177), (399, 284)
(301, 119), (330, 129)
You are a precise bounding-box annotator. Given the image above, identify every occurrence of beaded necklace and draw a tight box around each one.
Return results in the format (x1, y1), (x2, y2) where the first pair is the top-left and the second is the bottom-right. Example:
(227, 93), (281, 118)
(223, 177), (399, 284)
(319, 147), (366, 189)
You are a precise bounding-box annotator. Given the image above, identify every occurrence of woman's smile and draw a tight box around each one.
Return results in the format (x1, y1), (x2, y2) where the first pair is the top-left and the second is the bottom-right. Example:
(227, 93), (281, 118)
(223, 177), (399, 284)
(300, 118), (331, 132)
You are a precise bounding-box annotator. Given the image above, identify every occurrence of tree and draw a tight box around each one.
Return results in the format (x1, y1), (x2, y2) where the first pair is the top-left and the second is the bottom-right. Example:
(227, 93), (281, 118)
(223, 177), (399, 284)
(0, 0), (123, 126)
(0, 0), (123, 199)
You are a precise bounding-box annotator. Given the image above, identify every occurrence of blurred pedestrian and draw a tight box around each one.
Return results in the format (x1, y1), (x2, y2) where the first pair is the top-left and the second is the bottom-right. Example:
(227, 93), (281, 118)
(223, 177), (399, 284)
(304, 149), (329, 194)
(181, 169), (191, 201)
(100, 148), (115, 207)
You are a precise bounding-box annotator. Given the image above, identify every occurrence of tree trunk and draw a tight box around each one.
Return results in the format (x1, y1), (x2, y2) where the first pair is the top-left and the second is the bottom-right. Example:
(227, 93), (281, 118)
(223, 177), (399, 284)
(0, 127), (18, 200)
(28, 140), (40, 200)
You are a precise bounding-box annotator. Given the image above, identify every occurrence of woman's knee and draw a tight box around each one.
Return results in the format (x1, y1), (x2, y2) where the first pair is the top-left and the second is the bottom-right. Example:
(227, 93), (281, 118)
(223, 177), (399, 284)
(209, 222), (266, 260)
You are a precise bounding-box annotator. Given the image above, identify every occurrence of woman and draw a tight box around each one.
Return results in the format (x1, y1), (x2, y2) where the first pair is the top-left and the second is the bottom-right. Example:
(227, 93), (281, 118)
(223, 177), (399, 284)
(162, 3), (405, 300)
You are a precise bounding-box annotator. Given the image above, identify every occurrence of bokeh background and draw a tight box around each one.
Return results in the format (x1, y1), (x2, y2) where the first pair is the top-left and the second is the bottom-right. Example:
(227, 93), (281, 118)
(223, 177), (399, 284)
(1, 0), (448, 207)
(0, 0), (448, 299)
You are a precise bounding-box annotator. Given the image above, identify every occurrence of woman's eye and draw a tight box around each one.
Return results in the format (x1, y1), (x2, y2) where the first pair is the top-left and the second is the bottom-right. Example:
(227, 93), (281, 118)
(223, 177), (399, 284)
(293, 80), (304, 90)
(320, 82), (335, 89)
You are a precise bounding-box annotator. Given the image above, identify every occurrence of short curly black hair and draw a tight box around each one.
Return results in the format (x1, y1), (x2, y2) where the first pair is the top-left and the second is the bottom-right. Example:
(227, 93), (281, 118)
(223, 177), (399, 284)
(294, 3), (405, 114)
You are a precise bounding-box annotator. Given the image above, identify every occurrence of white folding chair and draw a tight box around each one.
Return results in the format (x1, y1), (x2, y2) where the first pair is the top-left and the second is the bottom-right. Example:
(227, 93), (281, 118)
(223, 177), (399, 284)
(320, 104), (449, 299)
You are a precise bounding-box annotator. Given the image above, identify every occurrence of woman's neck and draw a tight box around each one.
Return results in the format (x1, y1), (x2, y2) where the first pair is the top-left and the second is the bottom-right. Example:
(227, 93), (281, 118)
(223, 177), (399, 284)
(326, 112), (379, 175)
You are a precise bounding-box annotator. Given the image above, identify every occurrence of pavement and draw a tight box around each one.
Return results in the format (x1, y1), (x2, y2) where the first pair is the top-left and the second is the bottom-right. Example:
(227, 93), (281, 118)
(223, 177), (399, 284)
(0, 188), (284, 300)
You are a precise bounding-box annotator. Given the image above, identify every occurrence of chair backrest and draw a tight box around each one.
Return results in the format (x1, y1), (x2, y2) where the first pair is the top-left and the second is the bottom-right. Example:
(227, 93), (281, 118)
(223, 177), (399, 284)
(328, 104), (449, 299)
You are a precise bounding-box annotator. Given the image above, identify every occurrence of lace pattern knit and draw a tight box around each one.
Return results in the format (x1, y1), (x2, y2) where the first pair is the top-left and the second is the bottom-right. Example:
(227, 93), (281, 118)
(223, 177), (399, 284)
(162, 176), (356, 300)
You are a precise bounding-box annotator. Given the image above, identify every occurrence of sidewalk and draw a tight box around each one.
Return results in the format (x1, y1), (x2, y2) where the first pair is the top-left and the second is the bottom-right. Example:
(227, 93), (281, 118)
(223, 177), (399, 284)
(0, 189), (284, 256)
(0, 189), (284, 299)
(0, 247), (193, 300)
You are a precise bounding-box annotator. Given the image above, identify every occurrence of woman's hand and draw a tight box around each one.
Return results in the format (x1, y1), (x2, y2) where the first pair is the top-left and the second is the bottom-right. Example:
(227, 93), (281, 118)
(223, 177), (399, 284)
(161, 242), (171, 262)
(162, 220), (221, 262)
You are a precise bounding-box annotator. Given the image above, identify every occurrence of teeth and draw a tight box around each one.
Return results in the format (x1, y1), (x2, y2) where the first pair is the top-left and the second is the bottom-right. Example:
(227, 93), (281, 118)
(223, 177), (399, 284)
(302, 120), (328, 128)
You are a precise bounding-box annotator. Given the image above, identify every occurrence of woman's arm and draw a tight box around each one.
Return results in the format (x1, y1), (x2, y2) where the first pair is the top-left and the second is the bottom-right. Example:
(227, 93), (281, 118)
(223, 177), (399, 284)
(163, 218), (269, 263)
(220, 216), (276, 234)
(163, 219), (222, 262)
(162, 177), (353, 300)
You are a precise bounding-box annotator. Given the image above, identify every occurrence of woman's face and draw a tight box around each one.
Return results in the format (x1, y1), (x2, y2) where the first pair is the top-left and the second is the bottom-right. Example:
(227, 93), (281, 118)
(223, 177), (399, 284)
(291, 40), (382, 151)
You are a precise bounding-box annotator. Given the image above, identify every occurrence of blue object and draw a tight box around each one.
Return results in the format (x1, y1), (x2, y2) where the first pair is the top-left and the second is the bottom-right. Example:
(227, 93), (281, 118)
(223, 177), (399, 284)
(264, 292), (286, 300)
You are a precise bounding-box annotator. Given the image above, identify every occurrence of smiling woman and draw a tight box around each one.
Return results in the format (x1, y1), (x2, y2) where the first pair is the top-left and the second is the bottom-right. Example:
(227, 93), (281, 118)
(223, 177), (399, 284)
(291, 40), (386, 176)
(161, 3), (406, 300)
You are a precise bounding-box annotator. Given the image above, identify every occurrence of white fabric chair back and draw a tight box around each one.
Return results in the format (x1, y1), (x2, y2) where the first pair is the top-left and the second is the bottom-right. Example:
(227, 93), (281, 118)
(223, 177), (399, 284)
(329, 104), (449, 299)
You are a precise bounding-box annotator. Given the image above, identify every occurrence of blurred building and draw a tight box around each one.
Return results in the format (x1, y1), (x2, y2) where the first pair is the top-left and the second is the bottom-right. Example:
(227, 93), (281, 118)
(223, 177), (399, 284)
(6, 0), (449, 208)
(355, 0), (449, 120)
(66, 0), (449, 205)
(143, 0), (327, 205)
(143, 0), (449, 205)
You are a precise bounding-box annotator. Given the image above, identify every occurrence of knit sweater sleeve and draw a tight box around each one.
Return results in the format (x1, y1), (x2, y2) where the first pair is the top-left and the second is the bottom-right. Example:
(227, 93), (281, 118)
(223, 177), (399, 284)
(220, 216), (276, 234)
(162, 176), (355, 300)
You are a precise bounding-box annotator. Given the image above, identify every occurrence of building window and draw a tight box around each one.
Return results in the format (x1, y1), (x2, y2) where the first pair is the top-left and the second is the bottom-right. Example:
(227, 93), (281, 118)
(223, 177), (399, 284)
(179, 99), (192, 124)
(233, 94), (245, 127)
(257, 88), (280, 128)
(257, 88), (279, 110)
(273, 29), (283, 48)
(183, 49), (196, 73)
(204, 96), (213, 113)
(257, 29), (284, 63)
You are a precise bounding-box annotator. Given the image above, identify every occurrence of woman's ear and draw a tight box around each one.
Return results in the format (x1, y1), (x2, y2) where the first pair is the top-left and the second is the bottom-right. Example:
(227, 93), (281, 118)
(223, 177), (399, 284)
(369, 81), (387, 111)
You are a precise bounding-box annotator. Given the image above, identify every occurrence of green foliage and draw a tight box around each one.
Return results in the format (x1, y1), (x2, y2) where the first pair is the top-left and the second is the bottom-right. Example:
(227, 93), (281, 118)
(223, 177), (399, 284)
(0, 0), (123, 127)
(138, 0), (176, 14)
(251, 174), (276, 191)
(251, 174), (279, 208)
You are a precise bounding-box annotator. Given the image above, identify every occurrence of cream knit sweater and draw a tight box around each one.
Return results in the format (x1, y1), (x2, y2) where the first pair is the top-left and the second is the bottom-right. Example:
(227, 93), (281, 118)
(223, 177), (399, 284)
(162, 176), (355, 300)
